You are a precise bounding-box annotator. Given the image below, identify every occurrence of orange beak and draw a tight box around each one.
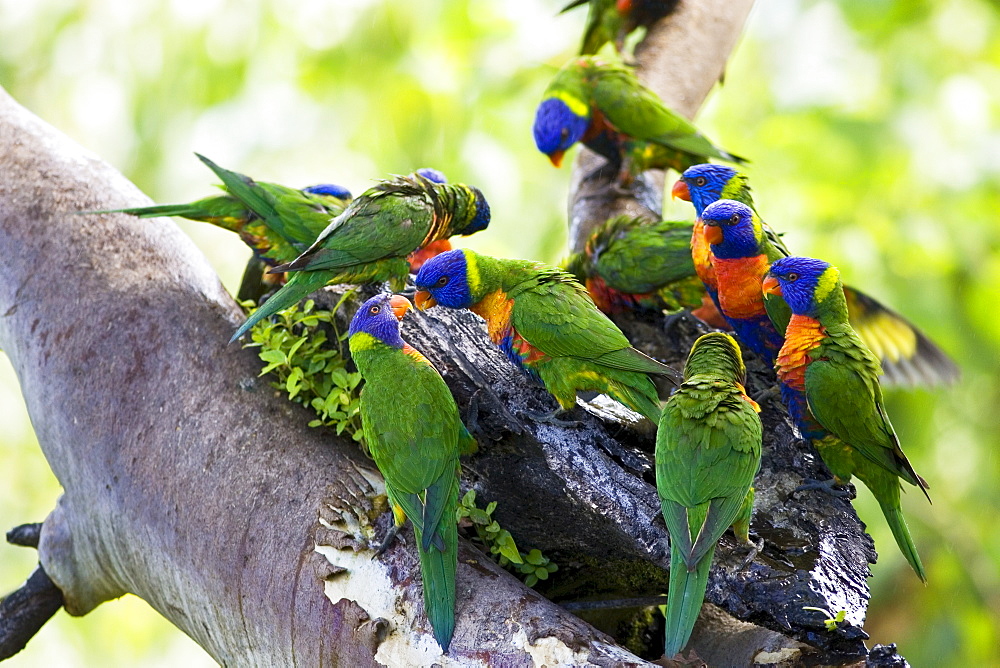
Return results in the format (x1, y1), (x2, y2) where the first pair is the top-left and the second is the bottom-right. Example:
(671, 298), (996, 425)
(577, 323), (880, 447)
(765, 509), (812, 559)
(548, 150), (566, 168)
(703, 224), (724, 245)
(671, 179), (690, 201)
(761, 276), (782, 297)
(616, 0), (633, 12)
(414, 290), (437, 311)
(389, 295), (411, 321)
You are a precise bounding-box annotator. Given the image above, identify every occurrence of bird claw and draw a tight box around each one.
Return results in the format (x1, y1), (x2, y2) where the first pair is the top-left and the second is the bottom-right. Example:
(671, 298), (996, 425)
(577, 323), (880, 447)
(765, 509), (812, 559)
(738, 534), (764, 570)
(662, 309), (707, 338)
(793, 478), (854, 499)
(371, 524), (402, 558)
(752, 385), (781, 405)
(522, 408), (581, 427)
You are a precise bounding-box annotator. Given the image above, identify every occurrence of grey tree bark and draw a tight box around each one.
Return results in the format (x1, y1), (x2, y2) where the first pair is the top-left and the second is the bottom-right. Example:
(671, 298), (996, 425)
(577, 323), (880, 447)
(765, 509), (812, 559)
(0, 1), (908, 666)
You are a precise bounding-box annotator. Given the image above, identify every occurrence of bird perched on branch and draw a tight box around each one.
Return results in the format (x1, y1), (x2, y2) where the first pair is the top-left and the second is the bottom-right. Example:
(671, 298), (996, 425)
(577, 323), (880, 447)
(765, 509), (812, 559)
(560, 0), (680, 55)
(532, 56), (745, 183)
(349, 293), (473, 651)
(413, 248), (681, 423)
(675, 165), (958, 387)
(764, 257), (930, 581)
(230, 171), (490, 341)
(562, 214), (704, 315)
(656, 332), (762, 657)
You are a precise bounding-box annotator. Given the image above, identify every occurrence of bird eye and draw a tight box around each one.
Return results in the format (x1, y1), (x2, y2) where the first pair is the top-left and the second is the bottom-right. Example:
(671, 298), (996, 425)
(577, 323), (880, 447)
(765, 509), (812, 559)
(436, 275), (449, 287)
(370, 305), (380, 314)
(787, 273), (799, 282)
(695, 176), (707, 187)
(729, 213), (740, 224)
(560, 128), (569, 140)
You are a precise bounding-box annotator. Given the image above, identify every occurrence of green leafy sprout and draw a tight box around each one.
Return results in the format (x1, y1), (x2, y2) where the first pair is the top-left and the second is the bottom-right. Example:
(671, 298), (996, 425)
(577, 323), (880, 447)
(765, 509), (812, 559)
(241, 294), (365, 443)
(802, 606), (848, 631)
(457, 489), (558, 588)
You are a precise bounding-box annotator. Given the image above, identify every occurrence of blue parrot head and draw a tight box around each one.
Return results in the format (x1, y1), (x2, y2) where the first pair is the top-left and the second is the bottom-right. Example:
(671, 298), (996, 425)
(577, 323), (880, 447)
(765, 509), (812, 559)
(303, 183), (353, 200)
(533, 97), (590, 167)
(764, 257), (839, 317)
(459, 187), (491, 236)
(413, 248), (475, 310)
(674, 163), (741, 216)
(414, 167), (448, 184)
(348, 293), (411, 348)
(700, 200), (760, 259)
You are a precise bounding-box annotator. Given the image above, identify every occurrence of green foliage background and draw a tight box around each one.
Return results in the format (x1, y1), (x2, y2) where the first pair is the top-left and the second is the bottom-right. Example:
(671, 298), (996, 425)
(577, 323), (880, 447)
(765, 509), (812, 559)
(1, 0), (997, 664)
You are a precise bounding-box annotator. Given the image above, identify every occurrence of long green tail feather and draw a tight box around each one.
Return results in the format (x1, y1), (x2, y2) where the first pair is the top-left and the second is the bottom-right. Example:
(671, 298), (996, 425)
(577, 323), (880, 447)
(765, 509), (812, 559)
(663, 541), (713, 658)
(412, 521), (457, 651)
(230, 270), (329, 342)
(877, 496), (927, 582)
(611, 380), (661, 423)
(86, 203), (211, 219)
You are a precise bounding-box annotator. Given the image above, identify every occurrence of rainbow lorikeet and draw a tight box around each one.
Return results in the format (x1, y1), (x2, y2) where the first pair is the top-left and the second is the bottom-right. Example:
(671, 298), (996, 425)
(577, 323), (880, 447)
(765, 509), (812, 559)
(763, 257), (930, 581)
(349, 293), (473, 650)
(675, 165), (959, 387)
(532, 56), (745, 182)
(230, 172), (490, 341)
(562, 214), (704, 315)
(412, 248), (681, 423)
(559, 0), (680, 55)
(656, 332), (762, 657)
(89, 154), (351, 264)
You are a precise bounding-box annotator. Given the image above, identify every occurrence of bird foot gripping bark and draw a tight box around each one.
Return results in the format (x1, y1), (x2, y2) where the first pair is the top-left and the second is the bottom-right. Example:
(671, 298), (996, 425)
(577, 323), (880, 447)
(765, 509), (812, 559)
(793, 477), (855, 499)
(521, 407), (583, 427)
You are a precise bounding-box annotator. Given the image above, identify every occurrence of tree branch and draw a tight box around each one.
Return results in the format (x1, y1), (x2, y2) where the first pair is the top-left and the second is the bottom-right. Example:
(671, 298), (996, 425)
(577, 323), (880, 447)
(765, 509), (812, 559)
(0, 86), (649, 665)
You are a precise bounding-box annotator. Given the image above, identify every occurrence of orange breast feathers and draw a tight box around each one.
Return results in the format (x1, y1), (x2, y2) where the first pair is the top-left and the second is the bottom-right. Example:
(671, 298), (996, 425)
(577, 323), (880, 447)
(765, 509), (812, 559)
(775, 314), (826, 391)
(712, 255), (772, 320)
(691, 219), (717, 290)
(469, 289), (515, 345)
(402, 344), (433, 366)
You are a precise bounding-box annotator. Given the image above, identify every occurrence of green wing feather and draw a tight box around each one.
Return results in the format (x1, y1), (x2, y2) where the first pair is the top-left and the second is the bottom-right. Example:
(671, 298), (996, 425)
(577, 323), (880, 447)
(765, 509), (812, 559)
(591, 64), (745, 163)
(804, 335), (925, 492)
(510, 272), (676, 377)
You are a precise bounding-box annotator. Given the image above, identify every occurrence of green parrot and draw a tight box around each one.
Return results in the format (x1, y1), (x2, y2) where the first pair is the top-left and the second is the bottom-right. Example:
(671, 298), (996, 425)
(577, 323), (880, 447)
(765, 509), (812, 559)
(560, 0), (680, 55)
(764, 257), (930, 581)
(349, 292), (474, 651)
(85, 154), (353, 301)
(532, 55), (745, 181)
(656, 332), (762, 657)
(562, 214), (705, 315)
(230, 172), (491, 341)
(674, 163), (960, 388)
(412, 248), (681, 423)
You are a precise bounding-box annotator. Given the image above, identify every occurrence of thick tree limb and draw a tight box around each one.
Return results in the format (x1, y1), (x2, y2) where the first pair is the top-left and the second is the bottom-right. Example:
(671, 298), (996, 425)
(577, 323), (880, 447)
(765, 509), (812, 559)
(0, 87), (650, 665)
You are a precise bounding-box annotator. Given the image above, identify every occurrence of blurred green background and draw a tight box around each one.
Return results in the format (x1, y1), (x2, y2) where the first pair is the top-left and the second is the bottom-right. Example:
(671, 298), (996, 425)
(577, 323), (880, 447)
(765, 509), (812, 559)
(1, 0), (997, 664)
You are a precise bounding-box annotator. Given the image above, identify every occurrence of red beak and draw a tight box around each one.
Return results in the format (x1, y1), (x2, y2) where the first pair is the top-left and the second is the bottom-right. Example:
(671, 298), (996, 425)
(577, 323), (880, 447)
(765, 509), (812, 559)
(548, 150), (566, 168)
(389, 295), (412, 321)
(414, 290), (437, 311)
(671, 179), (691, 201)
(761, 276), (782, 297)
(703, 224), (724, 246)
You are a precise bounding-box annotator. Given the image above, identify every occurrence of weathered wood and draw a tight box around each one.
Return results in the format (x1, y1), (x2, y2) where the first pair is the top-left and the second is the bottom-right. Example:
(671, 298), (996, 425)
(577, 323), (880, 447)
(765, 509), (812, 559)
(0, 86), (650, 666)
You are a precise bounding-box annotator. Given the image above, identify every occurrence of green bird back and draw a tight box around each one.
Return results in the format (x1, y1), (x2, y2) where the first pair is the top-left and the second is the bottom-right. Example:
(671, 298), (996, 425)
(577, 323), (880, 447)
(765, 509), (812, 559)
(588, 59), (746, 166)
(564, 215), (703, 313)
(656, 333), (762, 657)
(231, 174), (489, 341)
